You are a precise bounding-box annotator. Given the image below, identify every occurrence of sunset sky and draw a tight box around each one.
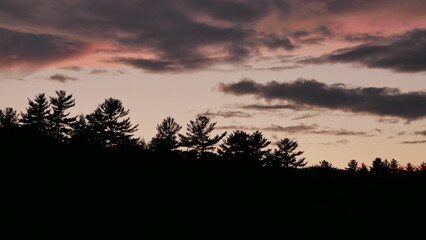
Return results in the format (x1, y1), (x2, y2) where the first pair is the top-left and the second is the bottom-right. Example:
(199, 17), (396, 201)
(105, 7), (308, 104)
(1, 0), (426, 168)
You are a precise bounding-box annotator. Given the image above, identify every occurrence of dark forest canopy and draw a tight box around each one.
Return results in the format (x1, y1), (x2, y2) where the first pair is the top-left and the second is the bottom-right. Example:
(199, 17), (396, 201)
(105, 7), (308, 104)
(1, 90), (425, 172)
(2, 91), (426, 239)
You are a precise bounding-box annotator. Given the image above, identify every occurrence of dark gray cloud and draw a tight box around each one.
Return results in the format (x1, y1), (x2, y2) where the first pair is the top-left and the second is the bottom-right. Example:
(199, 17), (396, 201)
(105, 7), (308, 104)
(241, 104), (301, 111)
(89, 69), (108, 74)
(344, 33), (385, 42)
(298, 37), (325, 45)
(112, 57), (216, 73)
(292, 31), (310, 38)
(400, 140), (426, 144)
(245, 65), (301, 71)
(319, 139), (349, 146)
(216, 125), (256, 131)
(301, 29), (426, 73)
(186, 0), (280, 23)
(309, 129), (369, 136)
(261, 124), (318, 134)
(263, 124), (372, 136)
(317, 26), (332, 36)
(1, 0), (425, 73)
(291, 113), (321, 120)
(257, 34), (296, 50)
(0, 27), (89, 68)
(219, 78), (426, 120)
(199, 110), (252, 118)
(49, 73), (77, 83)
(377, 117), (400, 124)
(414, 131), (426, 136)
(217, 123), (373, 136)
(60, 65), (84, 71)
(0, 0), (298, 73)
(217, 124), (318, 133)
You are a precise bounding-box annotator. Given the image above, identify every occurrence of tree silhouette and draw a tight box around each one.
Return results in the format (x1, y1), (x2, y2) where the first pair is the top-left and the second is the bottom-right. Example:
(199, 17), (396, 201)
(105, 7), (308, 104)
(370, 157), (389, 174)
(389, 159), (400, 173)
(218, 130), (270, 166)
(86, 98), (139, 147)
(179, 115), (226, 157)
(359, 162), (369, 173)
(70, 114), (96, 146)
(20, 93), (51, 132)
(418, 162), (426, 172)
(149, 117), (182, 152)
(405, 162), (416, 172)
(0, 107), (19, 128)
(346, 159), (358, 172)
(317, 160), (333, 169)
(49, 90), (76, 141)
(266, 138), (307, 168)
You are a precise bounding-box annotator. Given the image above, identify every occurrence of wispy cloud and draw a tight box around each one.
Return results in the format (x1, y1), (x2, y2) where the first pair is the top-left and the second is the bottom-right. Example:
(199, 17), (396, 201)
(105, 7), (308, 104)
(318, 139), (350, 146)
(89, 69), (108, 74)
(400, 140), (426, 144)
(0, 28), (89, 70)
(309, 129), (370, 136)
(60, 65), (84, 71)
(414, 130), (426, 136)
(300, 29), (426, 73)
(217, 123), (376, 136)
(199, 110), (252, 118)
(49, 73), (77, 83)
(261, 123), (318, 134)
(240, 103), (303, 111)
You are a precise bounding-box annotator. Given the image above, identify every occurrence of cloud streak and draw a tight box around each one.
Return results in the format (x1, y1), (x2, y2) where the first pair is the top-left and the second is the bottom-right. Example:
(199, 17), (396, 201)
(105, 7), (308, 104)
(400, 140), (426, 144)
(240, 103), (303, 111)
(199, 110), (252, 118)
(301, 29), (426, 73)
(217, 123), (374, 136)
(49, 73), (77, 83)
(0, 27), (89, 69)
(219, 78), (426, 120)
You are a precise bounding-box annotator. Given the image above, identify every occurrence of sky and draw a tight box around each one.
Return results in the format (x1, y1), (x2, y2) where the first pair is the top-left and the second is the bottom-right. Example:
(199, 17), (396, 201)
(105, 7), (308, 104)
(1, 0), (426, 168)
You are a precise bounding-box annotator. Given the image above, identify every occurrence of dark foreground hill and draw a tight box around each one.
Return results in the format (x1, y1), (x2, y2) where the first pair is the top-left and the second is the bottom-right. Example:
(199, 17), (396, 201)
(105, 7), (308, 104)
(1, 129), (426, 239)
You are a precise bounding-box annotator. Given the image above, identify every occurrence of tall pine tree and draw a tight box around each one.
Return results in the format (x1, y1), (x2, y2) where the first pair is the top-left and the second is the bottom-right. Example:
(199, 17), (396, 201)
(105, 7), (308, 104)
(266, 138), (307, 168)
(20, 93), (51, 132)
(219, 130), (270, 168)
(87, 98), (139, 147)
(149, 117), (182, 152)
(179, 115), (226, 157)
(0, 107), (19, 128)
(49, 90), (76, 141)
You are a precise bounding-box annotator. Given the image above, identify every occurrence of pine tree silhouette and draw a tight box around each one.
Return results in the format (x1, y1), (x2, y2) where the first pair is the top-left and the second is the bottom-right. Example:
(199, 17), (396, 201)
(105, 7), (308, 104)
(20, 93), (51, 132)
(389, 159), (400, 173)
(346, 159), (358, 172)
(317, 160), (333, 169)
(149, 117), (182, 152)
(405, 162), (416, 172)
(219, 130), (270, 167)
(86, 98), (139, 147)
(267, 138), (307, 168)
(370, 158), (389, 174)
(0, 107), (19, 128)
(359, 162), (369, 173)
(418, 162), (426, 172)
(179, 115), (226, 157)
(49, 90), (76, 142)
(70, 114), (96, 146)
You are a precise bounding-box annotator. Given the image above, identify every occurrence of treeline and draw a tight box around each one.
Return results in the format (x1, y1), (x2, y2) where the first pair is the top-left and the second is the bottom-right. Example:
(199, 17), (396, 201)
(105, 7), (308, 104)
(1, 90), (425, 173)
(2, 91), (426, 239)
